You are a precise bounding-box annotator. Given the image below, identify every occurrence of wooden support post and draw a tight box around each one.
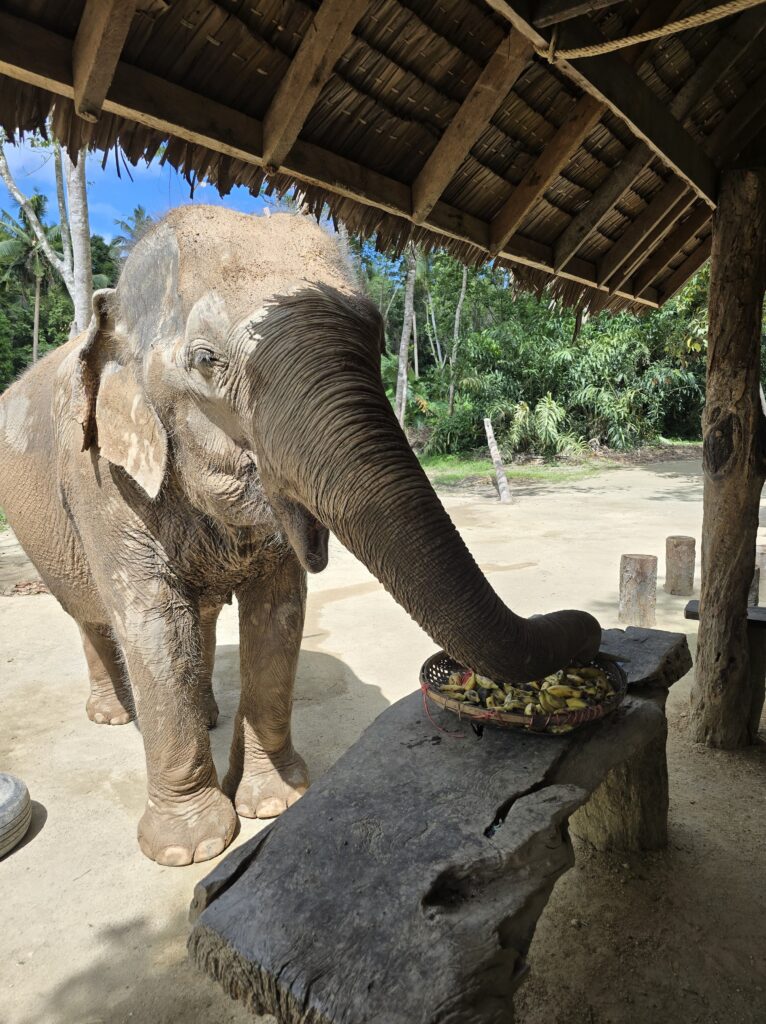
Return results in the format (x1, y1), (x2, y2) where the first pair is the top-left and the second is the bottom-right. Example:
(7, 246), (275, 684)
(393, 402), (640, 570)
(690, 168), (766, 749)
(664, 535), (695, 596)
(484, 417), (513, 504)
(570, 725), (668, 851)
(73, 0), (137, 121)
(619, 554), (657, 627)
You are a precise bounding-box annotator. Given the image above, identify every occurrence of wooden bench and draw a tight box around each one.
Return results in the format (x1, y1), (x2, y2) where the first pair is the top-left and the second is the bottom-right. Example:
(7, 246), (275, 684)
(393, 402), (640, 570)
(189, 627), (691, 1024)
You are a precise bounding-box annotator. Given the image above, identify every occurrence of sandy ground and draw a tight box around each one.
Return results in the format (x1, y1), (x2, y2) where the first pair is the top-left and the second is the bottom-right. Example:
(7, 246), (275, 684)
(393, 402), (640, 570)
(1, 459), (765, 1024)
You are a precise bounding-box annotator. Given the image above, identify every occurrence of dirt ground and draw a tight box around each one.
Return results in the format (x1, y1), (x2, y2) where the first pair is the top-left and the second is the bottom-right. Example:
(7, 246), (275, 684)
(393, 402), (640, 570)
(1, 458), (765, 1024)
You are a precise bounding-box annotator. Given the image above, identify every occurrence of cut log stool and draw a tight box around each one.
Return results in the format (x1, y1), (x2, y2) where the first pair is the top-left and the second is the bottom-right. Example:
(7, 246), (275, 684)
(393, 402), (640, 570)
(664, 535), (695, 596)
(189, 628), (691, 1024)
(619, 554), (657, 626)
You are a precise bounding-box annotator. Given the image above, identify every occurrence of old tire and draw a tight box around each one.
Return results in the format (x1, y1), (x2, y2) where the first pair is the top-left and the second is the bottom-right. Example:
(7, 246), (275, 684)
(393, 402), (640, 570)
(0, 772), (32, 858)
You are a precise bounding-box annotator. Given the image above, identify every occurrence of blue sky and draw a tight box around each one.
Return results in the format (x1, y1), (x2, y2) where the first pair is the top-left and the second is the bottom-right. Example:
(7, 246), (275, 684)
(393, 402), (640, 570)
(0, 138), (267, 240)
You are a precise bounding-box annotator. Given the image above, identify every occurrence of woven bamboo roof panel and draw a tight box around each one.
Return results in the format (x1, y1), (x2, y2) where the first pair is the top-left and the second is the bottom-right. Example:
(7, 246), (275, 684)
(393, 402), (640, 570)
(0, 0), (764, 310)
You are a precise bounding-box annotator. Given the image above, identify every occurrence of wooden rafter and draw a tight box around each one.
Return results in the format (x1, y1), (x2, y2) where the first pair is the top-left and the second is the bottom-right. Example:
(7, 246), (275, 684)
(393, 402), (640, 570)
(411, 31), (532, 224)
(533, 0), (624, 29)
(608, 192), (696, 294)
(597, 178), (690, 287)
(632, 205), (710, 297)
(72, 0), (137, 122)
(0, 10), (659, 310)
(488, 92), (603, 256)
(484, 0), (718, 206)
(552, 7), (766, 270)
(262, 0), (368, 168)
(658, 236), (712, 303)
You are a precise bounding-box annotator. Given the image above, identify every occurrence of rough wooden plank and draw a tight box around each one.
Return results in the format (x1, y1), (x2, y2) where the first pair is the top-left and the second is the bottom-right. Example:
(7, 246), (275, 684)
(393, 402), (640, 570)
(489, 92), (604, 255)
(602, 186), (696, 290)
(632, 204), (710, 296)
(685, 600), (766, 629)
(412, 32), (532, 223)
(601, 183), (694, 289)
(690, 168), (766, 748)
(189, 696), (651, 1023)
(262, 0), (368, 168)
(189, 629), (691, 1023)
(657, 236), (712, 303)
(484, 0), (718, 206)
(554, 141), (651, 270)
(534, 0), (624, 28)
(600, 626), (692, 689)
(72, 0), (137, 121)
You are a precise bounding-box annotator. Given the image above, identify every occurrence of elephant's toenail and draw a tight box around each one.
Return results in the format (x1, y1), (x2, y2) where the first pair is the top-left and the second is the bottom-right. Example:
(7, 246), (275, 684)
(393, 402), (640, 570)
(194, 837), (225, 862)
(156, 845), (193, 867)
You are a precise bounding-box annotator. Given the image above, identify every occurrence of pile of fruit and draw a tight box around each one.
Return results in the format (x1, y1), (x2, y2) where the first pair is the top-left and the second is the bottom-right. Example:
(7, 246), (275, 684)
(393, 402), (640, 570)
(436, 663), (617, 717)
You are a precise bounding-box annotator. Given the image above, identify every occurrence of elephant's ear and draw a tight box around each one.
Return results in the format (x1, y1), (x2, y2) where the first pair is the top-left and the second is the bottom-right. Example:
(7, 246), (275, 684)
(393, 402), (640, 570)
(73, 287), (168, 500)
(94, 364), (167, 499)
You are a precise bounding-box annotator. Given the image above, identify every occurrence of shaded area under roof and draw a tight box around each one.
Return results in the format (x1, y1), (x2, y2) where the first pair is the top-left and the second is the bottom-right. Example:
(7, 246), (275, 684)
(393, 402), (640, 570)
(0, 0), (764, 311)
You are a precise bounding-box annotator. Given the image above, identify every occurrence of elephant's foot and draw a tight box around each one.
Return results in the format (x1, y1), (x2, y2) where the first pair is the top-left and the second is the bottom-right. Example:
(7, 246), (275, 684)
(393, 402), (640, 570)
(86, 690), (133, 726)
(224, 748), (309, 819)
(137, 785), (237, 866)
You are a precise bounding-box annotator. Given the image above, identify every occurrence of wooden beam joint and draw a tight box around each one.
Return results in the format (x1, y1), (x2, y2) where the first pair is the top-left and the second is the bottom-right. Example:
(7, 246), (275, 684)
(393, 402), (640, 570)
(73, 0), (137, 122)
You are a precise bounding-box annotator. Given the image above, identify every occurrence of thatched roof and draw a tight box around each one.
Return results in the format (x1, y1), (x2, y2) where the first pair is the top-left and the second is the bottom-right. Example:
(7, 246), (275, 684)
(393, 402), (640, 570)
(0, 0), (764, 311)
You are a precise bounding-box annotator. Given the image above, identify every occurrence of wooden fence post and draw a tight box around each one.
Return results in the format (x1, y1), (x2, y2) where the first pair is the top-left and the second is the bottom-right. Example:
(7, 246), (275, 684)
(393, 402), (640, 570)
(484, 418), (512, 504)
(619, 554), (657, 627)
(664, 535), (695, 595)
(690, 168), (766, 748)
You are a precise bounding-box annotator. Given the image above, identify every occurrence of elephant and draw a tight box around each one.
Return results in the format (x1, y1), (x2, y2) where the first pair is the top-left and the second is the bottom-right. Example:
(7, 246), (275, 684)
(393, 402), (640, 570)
(0, 206), (601, 866)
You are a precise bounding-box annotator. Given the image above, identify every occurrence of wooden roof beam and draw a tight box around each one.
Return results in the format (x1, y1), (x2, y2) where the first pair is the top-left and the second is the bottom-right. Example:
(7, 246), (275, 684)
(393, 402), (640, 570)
(488, 92), (603, 255)
(607, 191), (697, 294)
(552, 7), (766, 269)
(261, 0), (368, 168)
(0, 10), (658, 310)
(632, 204), (710, 297)
(484, 0), (718, 206)
(597, 178), (691, 287)
(658, 237), (712, 303)
(411, 32), (533, 224)
(533, 1), (624, 29)
(73, 0), (137, 122)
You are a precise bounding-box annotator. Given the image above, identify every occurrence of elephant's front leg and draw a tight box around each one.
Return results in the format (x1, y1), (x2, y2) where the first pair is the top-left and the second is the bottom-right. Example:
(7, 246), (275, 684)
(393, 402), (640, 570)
(112, 581), (236, 865)
(224, 555), (309, 818)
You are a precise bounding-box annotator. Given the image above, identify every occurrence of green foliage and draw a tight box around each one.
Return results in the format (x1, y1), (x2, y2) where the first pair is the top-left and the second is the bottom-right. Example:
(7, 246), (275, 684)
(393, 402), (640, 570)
(351, 240), (714, 458)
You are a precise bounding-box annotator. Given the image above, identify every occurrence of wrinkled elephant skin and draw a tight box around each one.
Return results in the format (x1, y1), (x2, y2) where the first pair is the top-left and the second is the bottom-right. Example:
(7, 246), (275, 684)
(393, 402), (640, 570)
(0, 207), (600, 865)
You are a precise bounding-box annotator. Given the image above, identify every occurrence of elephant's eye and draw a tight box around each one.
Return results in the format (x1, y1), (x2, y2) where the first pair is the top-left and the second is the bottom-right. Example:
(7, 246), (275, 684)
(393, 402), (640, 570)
(190, 343), (220, 375)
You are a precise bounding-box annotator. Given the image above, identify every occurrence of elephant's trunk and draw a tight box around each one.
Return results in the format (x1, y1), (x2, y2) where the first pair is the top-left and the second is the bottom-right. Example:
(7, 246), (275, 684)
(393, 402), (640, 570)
(253, 290), (601, 684)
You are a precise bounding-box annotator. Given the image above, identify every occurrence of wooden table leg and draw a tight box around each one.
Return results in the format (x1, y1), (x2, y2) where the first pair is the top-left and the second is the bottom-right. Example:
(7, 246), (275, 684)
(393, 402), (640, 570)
(569, 703), (669, 852)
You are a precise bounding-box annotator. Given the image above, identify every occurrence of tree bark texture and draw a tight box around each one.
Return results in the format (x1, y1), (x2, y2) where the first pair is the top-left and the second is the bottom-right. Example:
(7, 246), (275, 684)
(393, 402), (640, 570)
(664, 535), (695, 595)
(394, 244), (416, 427)
(484, 417), (512, 504)
(32, 275), (40, 364)
(748, 567), (760, 608)
(690, 169), (766, 749)
(448, 263), (468, 417)
(619, 554), (657, 627)
(64, 147), (94, 335)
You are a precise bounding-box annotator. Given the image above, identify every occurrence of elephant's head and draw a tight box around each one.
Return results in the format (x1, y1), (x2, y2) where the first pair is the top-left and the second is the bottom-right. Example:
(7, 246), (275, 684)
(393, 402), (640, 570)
(73, 206), (600, 683)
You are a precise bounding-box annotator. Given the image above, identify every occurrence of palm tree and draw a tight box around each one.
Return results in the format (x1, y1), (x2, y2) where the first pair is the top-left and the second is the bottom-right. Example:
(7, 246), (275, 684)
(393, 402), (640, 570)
(0, 194), (61, 363)
(112, 205), (154, 261)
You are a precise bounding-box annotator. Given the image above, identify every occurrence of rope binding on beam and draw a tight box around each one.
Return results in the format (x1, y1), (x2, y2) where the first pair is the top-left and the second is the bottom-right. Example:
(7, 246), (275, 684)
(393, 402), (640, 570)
(539, 0), (766, 62)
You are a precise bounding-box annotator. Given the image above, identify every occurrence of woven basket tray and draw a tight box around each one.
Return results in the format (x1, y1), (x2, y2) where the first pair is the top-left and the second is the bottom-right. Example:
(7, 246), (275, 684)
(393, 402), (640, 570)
(420, 652), (628, 735)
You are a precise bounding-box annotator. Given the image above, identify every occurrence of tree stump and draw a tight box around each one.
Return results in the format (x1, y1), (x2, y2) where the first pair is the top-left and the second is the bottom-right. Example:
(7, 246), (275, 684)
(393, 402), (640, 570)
(619, 554), (657, 627)
(749, 566), (760, 608)
(690, 168), (766, 748)
(664, 535), (695, 595)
